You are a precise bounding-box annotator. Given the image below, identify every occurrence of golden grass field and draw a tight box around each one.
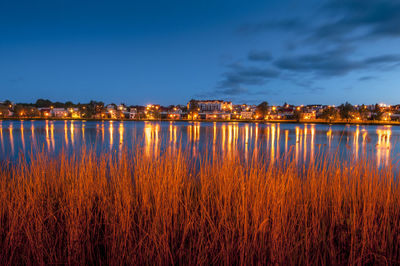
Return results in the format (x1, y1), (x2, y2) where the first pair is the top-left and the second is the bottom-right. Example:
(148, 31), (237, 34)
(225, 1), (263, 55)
(0, 146), (399, 265)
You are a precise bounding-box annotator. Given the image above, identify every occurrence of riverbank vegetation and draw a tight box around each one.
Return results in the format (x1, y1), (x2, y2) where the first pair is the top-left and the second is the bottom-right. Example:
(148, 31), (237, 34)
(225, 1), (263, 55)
(0, 147), (399, 264)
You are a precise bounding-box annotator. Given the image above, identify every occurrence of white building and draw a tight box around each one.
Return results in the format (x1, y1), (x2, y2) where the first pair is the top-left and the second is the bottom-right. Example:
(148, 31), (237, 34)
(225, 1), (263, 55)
(189, 100), (232, 112)
(52, 108), (68, 118)
(240, 111), (254, 119)
(188, 100), (232, 120)
(129, 108), (137, 119)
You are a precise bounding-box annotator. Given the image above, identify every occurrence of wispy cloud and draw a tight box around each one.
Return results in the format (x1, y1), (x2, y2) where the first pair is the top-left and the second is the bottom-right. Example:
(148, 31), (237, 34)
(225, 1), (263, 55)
(358, 76), (376, 81)
(248, 50), (272, 62)
(238, 0), (400, 43)
(274, 48), (400, 77)
(311, 0), (400, 42)
(237, 18), (307, 35)
(217, 63), (279, 90)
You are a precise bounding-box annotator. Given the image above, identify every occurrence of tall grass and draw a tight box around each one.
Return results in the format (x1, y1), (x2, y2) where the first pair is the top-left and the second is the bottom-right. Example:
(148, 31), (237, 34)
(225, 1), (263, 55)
(0, 145), (399, 265)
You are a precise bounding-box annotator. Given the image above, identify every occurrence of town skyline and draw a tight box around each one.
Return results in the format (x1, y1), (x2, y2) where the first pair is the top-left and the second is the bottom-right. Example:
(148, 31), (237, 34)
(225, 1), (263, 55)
(1, 98), (397, 123)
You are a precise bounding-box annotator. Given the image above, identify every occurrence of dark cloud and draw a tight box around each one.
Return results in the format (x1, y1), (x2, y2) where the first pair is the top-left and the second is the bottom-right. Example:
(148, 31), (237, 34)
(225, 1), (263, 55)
(248, 50), (272, 61)
(364, 54), (400, 64)
(238, 0), (400, 43)
(196, 86), (272, 99)
(217, 88), (274, 98)
(275, 47), (400, 77)
(314, 0), (400, 41)
(358, 76), (376, 81)
(206, 63), (281, 97)
(217, 87), (249, 96)
(237, 18), (307, 34)
(217, 64), (279, 89)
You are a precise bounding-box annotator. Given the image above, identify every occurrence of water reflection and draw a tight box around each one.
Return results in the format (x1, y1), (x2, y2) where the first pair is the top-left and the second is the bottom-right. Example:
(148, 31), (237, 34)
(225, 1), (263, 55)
(46, 120), (50, 150)
(244, 124), (249, 161)
(9, 123), (14, 155)
(0, 122), (4, 153)
(20, 121), (25, 150)
(168, 122), (178, 155)
(31, 121), (35, 149)
(109, 121), (114, 149)
(271, 124), (276, 164)
(327, 128), (332, 149)
(70, 121), (75, 146)
(285, 130), (289, 154)
(51, 122), (55, 150)
(0, 121), (398, 167)
(82, 122), (85, 140)
(376, 127), (391, 167)
(119, 122), (124, 152)
(295, 126), (300, 163)
(354, 126), (360, 160)
(64, 121), (68, 147)
(144, 122), (160, 157)
(310, 125), (315, 162)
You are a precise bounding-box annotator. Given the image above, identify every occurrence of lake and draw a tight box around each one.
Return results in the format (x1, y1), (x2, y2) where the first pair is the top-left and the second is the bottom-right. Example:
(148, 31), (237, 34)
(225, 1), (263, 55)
(0, 120), (398, 167)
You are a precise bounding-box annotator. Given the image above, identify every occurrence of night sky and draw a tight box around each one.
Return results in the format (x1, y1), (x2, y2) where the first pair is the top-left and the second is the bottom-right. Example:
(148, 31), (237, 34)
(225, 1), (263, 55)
(1, 0), (400, 106)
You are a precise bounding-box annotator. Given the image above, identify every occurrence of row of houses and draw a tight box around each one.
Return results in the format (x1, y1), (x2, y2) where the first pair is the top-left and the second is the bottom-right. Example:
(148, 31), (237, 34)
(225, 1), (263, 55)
(185, 101), (400, 121)
(1, 100), (400, 121)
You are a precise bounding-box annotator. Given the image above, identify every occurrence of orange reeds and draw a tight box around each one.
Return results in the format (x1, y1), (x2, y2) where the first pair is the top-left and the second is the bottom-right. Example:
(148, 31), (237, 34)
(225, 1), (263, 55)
(0, 145), (399, 265)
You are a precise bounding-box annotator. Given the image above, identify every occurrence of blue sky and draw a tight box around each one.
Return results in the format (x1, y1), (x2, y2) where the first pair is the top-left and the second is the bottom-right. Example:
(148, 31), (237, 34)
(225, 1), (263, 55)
(1, 0), (400, 105)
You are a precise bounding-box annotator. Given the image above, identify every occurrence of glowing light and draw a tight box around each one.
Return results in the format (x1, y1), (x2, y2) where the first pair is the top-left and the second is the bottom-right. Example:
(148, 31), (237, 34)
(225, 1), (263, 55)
(64, 121), (68, 146)
(70, 121), (75, 145)
(0, 123), (3, 153)
(109, 121), (114, 148)
(31, 122), (35, 144)
(354, 126), (360, 160)
(244, 124), (249, 160)
(285, 130), (289, 154)
(221, 124), (226, 153)
(20, 120), (25, 150)
(82, 122), (85, 140)
(327, 128), (332, 149)
(310, 125), (315, 162)
(376, 128), (391, 167)
(303, 125), (307, 162)
(9, 123), (14, 155)
(51, 122), (55, 150)
(119, 122), (124, 151)
(46, 120), (50, 150)
(101, 122), (104, 143)
(295, 126), (300, 163)
(271, 124), (276, 164)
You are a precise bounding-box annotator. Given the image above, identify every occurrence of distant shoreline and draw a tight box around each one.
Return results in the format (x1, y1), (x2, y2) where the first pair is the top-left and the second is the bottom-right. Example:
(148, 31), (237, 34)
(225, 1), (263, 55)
(1, 117), (400, 126)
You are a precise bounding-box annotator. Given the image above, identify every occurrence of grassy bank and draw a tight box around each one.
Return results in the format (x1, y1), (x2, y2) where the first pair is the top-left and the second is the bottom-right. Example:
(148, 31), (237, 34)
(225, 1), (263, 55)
(0, 147), (399, 264)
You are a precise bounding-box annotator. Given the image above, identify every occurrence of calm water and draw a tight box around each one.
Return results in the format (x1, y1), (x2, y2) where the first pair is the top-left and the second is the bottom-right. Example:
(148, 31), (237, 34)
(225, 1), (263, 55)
(0, 120), (398, 167)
